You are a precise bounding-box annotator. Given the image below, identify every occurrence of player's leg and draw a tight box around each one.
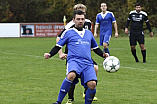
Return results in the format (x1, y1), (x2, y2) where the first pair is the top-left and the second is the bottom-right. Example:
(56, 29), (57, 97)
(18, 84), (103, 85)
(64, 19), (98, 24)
(83, 87), (88, 99)
(103, 35), (111, 55)
(129, 33), (139, 62)
(66, 60), (76, 104)
(138, 32), (146, 63)
(99, 35), (104, 46)
(92, 58), (98, 76)
(93, 61), (98, 101)
(131, 46), (139, 62)
(85, 81), (97, 104)
(54, 74), (75, 104)
(140, 44), (146, 63)
(103, 42), (110, 55)
(66, 83), (75, 104)
(83, 65), (98, 100)
(94, 65), (98, 76)
(54, 62), (78, 104)
(83, 59), (98, 101)
(81, 71), (87, 99)
(83, 65), (97, 104)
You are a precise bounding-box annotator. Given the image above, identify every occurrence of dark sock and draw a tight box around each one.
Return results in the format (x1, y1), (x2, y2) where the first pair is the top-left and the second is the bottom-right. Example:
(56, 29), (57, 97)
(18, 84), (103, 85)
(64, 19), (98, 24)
(141, 50), (146, 63)
(68, 83), (75, 101)
(56, 101), (61, 104)
(104, 48), (110, 56)
(84, 87), (88, 94)
(131, 49), (139, 62)
(85, 88), (96, 104)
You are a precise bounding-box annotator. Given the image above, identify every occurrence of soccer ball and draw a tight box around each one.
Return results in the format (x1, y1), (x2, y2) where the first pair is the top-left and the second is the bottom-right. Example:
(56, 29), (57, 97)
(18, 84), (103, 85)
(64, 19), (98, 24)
(103, 56), (120, 73)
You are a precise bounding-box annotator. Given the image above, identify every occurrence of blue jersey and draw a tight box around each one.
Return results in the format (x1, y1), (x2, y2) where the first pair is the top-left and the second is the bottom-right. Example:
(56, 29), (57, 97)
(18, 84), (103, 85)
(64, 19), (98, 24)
(95, 11), (116, 36)
(56, 28), (98, 65)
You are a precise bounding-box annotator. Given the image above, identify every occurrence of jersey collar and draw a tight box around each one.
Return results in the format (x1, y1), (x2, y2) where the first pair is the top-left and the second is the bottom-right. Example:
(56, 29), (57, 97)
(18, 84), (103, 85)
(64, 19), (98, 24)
(73, 27), (85, 38)
(101, 11), (109, 19)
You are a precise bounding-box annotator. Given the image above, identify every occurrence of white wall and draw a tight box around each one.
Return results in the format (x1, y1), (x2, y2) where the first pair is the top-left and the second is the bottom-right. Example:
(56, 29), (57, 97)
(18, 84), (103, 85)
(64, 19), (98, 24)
(0, 23), (20, 37)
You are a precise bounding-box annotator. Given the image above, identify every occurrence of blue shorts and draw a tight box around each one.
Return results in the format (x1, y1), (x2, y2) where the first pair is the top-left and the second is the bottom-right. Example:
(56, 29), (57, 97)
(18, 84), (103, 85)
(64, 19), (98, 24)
(66, 60), (97, 87)
(100, 33), (111, 46)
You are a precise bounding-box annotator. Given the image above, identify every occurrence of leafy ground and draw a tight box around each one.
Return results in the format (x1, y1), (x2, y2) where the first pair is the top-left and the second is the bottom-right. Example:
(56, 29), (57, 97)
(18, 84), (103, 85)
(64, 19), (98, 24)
(0, 36), (157, 104)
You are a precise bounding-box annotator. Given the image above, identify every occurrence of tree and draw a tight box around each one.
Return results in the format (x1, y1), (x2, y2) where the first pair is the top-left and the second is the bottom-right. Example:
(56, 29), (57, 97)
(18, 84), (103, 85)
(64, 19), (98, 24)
(0, 0), (156, 30)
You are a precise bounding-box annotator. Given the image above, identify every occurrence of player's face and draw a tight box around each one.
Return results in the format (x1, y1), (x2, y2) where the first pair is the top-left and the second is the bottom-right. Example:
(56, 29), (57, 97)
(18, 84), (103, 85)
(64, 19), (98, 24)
(73, 14), (85, 28)
(100, 3), (107, 12)
(135, 6), (141, 13)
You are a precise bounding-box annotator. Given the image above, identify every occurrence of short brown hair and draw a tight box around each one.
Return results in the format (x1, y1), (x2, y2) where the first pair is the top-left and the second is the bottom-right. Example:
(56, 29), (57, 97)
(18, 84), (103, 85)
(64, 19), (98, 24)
(135, 2), (141, 7)
(73, 4), (87, 11)
(73, 10), (85, 19)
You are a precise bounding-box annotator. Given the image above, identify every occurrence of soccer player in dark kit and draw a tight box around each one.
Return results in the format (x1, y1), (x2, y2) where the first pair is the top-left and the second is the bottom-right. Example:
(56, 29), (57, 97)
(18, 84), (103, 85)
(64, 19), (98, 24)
(125, 2), (153, 63)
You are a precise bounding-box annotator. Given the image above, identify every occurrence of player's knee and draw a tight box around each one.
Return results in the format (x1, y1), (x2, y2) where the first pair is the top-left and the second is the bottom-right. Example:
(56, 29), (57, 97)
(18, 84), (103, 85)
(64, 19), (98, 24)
(87, 81), (97, 90)
(140, 44), (145, 50)
(131, 46), (135, 50)
(103, 43), (108, 48)
(67, 72), (76, 81)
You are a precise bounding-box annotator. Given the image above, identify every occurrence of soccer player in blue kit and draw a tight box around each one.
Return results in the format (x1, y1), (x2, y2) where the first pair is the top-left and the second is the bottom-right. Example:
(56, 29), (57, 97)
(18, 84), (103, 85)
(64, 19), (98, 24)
(56, 4), (98, 104)
(44, 10), (109, 104)
(94, 3), (118, 55)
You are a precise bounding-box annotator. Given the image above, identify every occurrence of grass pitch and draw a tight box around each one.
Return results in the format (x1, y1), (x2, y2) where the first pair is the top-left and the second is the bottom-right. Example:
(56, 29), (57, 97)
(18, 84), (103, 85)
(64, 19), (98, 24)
(0, 36), (157, 104)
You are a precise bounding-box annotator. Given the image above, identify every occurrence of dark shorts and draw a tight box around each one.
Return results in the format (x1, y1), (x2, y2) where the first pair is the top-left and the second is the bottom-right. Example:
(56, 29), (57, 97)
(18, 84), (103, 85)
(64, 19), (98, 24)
(92, 58), (97, 65)
(129, 31), (145, 46)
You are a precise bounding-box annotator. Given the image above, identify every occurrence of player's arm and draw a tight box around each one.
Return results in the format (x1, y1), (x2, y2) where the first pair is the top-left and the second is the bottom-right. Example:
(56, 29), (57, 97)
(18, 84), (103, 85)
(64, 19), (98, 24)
(44, 46), (61, 59)
(125, 14), (131, 34)
(145, 18), (153, 38)
(94, 24), (99, 37)
(113, 22), (118, 38)
(146, 22), (153, 37)
(56, 29), (67, 60)
(146, 22), (152, 32)
(125, 20), (130, 34)
(93, 47), (109, 58)
(45, 29), (68, 59)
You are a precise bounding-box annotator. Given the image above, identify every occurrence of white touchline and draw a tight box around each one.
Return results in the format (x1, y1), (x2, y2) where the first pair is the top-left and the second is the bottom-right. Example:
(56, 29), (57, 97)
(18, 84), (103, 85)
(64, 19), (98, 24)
(1, 52), (60, 60)
(99, 63), (157, 72)
(1, 52), (156, 72)
(120, 66), (157, 72)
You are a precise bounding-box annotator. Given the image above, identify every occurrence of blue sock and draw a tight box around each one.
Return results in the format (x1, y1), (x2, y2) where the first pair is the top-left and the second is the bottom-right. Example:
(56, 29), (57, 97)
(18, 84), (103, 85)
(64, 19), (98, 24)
(85, 88), (96, 104)
(104, 48), (110, 56)
(57, 78), (72, 103)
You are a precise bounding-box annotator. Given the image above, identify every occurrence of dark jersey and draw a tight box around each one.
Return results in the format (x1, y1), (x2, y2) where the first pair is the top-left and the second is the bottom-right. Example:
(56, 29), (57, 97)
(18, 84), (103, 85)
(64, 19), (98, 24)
(58, 19), (91, 37)
(125, 10), (152, 32)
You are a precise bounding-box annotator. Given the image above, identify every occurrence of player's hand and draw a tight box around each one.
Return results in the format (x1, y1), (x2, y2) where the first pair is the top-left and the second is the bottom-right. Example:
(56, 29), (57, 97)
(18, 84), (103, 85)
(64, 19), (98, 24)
(59, 53), (67, 60)
(115, 32), (118, 38)
(44, 53), (51, 59)
(94, 33), (97, 38)
(150, 32), (153, 38)
(125, 28), (128, 34)
(103, 52), (109, 58)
